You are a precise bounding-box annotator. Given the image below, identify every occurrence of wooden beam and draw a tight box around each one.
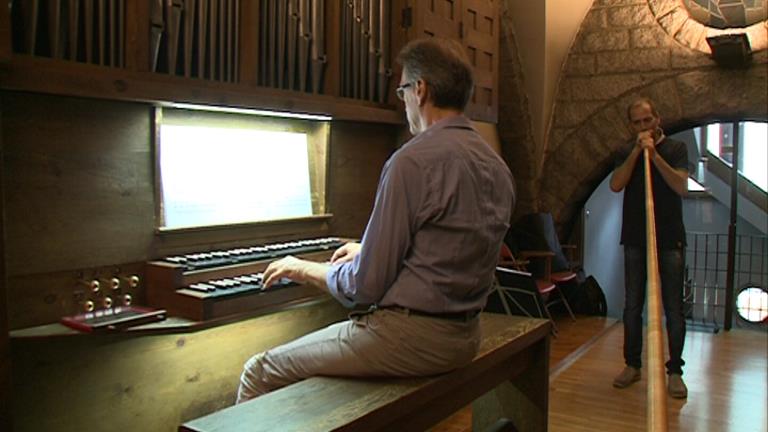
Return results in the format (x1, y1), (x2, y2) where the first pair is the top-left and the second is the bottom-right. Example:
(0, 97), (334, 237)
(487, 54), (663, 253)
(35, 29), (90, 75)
(0, 56), (403, 124)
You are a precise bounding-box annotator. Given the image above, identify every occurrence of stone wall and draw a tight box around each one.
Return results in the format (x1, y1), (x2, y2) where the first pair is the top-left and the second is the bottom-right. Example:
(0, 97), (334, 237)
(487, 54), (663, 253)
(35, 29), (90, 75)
(497, 2), (537, 217)
(501, 0), (767, 234)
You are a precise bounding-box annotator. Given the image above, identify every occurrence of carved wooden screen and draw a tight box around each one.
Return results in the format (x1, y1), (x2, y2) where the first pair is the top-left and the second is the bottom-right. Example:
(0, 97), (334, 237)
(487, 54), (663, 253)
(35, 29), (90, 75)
(462, 0), (497, 122)
(403, 0), (498, 122)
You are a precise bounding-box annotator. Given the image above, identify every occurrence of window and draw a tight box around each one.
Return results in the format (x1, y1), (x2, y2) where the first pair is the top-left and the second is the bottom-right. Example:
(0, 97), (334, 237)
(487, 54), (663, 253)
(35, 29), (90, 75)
(701, 121), (767, 191)
(736, 286), (768, 323)
(156, 106), (330, 230)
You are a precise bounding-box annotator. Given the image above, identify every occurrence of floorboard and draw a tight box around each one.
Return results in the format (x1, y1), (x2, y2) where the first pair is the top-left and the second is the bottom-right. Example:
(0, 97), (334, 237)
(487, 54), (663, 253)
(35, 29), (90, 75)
(432, 315), (768, 432)
(431, 315), (617, 432)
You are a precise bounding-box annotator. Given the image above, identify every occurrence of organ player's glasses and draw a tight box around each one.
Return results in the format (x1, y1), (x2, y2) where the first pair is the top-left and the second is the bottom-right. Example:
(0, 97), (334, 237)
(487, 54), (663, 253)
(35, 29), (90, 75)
(396, 82), (415, 101)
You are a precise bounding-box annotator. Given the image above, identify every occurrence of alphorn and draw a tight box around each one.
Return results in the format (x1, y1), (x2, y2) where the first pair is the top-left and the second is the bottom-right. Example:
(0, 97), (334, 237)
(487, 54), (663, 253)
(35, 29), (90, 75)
(643, 148), (669, 432)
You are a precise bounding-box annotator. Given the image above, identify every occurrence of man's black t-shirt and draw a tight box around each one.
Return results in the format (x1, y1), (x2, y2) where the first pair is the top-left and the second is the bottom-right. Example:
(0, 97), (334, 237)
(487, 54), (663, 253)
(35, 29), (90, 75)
(616, 137), (688, 250)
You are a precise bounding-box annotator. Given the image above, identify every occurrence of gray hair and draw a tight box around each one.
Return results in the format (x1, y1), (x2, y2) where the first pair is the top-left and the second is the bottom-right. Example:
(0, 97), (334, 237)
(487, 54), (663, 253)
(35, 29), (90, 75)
(396, 37), (474, 110)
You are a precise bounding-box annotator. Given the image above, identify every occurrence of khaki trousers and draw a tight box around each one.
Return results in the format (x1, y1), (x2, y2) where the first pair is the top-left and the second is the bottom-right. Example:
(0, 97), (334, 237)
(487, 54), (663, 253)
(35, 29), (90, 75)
(236, 308), (480, 403)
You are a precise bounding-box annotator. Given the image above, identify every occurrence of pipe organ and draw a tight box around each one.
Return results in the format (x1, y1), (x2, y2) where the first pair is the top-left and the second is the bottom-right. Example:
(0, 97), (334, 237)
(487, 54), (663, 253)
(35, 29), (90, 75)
(146, 237), (344, 321)
(2, 2), (499, 430)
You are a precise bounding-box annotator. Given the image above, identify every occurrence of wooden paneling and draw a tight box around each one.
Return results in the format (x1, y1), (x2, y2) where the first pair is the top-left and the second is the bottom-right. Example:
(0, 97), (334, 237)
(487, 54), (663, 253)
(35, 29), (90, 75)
(0, 90), (397, 329)
(2, 92), (155, 276)
(403, 0), (499, 122)
(1, 55), (403, 123)
(7, 262), (146, 330)
(407, 0), (463, 39)
(327, 120), (399, 238)
(462, 0), (498, 122)
(0, 96), (12, 432)
(10, 298), (348, 432)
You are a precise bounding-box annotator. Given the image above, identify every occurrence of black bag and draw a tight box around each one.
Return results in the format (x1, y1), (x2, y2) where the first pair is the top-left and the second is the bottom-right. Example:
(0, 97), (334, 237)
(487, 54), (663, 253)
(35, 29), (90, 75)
(574, 275), (608, 316)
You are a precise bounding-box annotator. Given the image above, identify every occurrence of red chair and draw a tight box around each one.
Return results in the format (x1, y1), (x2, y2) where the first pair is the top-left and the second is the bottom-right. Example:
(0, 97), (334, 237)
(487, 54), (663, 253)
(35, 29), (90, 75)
(498, 244), (573, 334)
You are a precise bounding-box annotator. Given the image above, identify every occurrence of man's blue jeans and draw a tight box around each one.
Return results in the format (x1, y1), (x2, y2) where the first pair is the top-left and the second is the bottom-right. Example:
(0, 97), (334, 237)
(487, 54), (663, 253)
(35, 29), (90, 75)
(623, 246), (686, 375)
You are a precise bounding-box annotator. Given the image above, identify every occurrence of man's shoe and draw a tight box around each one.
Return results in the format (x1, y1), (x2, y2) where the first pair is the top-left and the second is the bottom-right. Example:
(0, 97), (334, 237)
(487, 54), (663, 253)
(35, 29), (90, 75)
(668, 374), (688, 399)
(613, 366), (641, 388)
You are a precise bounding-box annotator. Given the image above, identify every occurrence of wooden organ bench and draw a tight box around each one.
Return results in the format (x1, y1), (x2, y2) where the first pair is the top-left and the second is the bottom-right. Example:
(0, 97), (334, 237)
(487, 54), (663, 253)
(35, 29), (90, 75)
(179, 313), (551, 432)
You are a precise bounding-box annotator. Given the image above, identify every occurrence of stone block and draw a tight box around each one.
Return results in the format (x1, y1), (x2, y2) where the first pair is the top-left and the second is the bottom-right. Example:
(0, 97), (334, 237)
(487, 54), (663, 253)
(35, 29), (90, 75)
(565, 54), (596, 76)
(674, 18), (707, 51)
(583, 9), (608, 29)
(642, 79), (683, 121)
(676, 68), (767, 122)
(607, 5), (656, 27)
(569, 75), (647, 101)
(579, 123), (614, 155)
(647, 0), (678, 19)
(597, 49), (670, 73)
(549, 127), (575, 151)
(670, 46), (715, 69)
(588, 104), (633, 146)
(553, 101), (605, 128)
(630, 27), (669, 48)
(657, 7), (688, 37)
(582, 30), (631, 52)
(593, 0), (645, 6)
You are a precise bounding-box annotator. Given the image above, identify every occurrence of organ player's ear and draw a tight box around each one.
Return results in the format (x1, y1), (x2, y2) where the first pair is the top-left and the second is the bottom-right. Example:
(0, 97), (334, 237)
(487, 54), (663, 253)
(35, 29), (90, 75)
(416, 79), (428, 107)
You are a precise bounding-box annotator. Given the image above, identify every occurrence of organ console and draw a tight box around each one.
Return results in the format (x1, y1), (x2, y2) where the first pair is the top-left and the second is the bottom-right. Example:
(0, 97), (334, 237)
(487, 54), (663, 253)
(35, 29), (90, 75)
(62, 271), (160, 332)
(146, 237), (345, 321)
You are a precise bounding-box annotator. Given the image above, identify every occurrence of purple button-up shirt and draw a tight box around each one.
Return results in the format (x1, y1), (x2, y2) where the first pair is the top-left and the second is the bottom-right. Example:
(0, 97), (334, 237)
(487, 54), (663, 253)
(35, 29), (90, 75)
(326, 115), (515, 313)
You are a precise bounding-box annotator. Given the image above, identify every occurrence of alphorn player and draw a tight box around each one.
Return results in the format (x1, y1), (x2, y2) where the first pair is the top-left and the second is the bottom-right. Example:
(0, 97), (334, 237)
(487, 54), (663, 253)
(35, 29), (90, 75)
(235, 37), (515, 402)
(610, 97), (689, 399)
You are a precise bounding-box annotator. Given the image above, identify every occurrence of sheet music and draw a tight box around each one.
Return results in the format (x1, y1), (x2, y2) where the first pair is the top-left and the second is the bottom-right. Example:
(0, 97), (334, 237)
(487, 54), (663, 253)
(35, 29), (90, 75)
(160, 125), (313, 229)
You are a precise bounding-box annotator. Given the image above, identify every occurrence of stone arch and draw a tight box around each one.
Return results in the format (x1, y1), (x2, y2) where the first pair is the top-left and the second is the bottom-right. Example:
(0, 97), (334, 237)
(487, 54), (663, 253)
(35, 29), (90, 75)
(538, 0), (767, 235)
(650, 0), (768, 52)
(497, 2), (537, 217)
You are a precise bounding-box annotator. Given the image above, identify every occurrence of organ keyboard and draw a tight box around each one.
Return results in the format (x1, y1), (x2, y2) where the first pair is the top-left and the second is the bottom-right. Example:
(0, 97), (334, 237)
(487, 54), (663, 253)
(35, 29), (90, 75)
(146, 237), (345, 321)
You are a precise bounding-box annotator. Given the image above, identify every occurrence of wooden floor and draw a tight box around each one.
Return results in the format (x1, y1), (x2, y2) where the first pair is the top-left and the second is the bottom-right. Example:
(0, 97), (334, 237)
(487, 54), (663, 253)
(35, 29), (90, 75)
(432, 315), (617, 432)
(433, 315), (768, 432)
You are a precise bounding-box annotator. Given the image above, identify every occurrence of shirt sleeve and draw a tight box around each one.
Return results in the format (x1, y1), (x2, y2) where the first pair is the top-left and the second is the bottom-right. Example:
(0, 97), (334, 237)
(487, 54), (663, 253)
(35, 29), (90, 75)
(614, 142), (632, 168)
(666, 140), (690, 172)
(325, 154), (425, 307)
